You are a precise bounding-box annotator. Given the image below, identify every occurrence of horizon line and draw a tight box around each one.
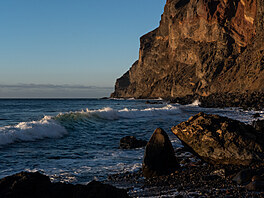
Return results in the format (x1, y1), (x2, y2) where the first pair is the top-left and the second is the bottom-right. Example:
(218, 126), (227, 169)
(0, 83), (113, 90)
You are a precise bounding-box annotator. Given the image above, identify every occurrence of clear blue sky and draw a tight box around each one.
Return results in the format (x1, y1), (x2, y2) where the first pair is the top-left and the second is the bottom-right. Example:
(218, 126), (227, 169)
(0, 0), (166, 97)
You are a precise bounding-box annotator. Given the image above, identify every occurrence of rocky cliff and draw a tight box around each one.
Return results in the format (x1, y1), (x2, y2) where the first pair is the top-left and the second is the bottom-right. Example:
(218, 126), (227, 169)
(111, 0), (264, 99)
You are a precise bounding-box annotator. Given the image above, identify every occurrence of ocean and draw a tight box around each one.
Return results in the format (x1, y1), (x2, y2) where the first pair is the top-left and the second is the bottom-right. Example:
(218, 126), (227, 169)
(0, 99), (262, 184)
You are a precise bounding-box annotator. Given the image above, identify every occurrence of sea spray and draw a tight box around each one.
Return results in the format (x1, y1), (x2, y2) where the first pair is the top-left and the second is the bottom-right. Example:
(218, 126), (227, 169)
(0, 105), (180, 146)
(189, 100), (201, 106)
(0, 116), (67, 146)
(0, 99), (262, 184)
(55, 104), (180, 121)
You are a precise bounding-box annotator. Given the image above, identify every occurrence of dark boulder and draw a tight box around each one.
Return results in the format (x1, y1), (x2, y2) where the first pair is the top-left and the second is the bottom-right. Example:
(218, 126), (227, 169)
(73, 180), (129, 198)
(172, 112), (264, 165)
(253, 119), (264, 132)
(232, 169), (254, 185)
(0, 172), (129, 198)
(119, 136), (147, 149)
(169, 95), (198, 105)
(253, 113), (261, 118)
(100, 97), (109, 100)
(252, 175), (264, 182)
(245, 181), (264, 191)
(145, 101), (162, 104)
(142, 128), (179, 178)
(245, 169), (264, 191)
(0, 171), (51, 198)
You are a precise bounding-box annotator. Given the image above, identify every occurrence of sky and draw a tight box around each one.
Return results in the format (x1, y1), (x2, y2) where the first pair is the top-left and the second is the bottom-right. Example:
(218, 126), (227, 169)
(0, 0), (166, 98)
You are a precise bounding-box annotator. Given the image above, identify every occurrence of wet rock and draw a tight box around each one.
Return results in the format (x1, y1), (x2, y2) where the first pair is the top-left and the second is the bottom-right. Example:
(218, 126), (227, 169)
(198, 92), (264, 110)
(119, 136), (147, 149)
(142, 128), (179, 178)
(110, 161), (264, 197)
(202, 175), (221, 181)
(212, 169), (226, 179)
(253, 119), (264, 132)
(253, 113), (261, 118)
(145, 101), (162, 104)
(139, 90), (264, 112)
(245, 181), (264, 191)
(81, 180), (129, 198)
(0, 172), (129, 198)
(232, 169), (254, 185)
(100, 97), (109, 100)
(180, 158), (191, 165)
(169, 95), (198, 105)
(171, 112), (264, 165)
(0, 171), (51, 198)
(252, 175), (264, 182)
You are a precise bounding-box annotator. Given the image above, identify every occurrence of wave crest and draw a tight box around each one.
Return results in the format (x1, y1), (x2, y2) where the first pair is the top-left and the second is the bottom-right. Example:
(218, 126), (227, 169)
(55, 105), (180, 121)
(0, 116), (67, 146)
(0, 105), (180, 146)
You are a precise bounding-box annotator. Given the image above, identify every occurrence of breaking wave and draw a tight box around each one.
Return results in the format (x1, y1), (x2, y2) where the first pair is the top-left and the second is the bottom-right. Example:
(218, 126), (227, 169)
(0, 116), (67, 146)
(188, 100), (201, 106)
(0, 105), (180, 146)
(55, 104), (180, 121)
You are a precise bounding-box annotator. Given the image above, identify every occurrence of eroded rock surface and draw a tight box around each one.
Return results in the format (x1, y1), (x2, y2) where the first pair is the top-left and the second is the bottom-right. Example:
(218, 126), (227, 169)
(171, 112), (264, 165)
(111, 0), (264, 99)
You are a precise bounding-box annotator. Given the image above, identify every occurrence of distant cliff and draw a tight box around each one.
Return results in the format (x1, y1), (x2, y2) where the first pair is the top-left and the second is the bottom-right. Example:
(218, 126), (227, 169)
(111, 0), (264, 99)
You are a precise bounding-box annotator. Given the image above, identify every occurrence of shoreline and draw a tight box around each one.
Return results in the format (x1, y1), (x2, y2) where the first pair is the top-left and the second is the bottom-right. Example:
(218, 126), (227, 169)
(2, 146), (263, 197)
(107, 150), (264, 197)
(170, 92), (264, 111)
(110, 91), (264, 111)
(108, 111), (264, 197)
(1, 103), (263, 197)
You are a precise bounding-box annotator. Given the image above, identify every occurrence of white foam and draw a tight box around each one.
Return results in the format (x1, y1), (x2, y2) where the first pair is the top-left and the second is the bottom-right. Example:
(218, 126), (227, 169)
(0, 116), (67, 146)
(189, 99), (201, 106)
(56, 105), (180, 121)
(0, 104), (179, 146)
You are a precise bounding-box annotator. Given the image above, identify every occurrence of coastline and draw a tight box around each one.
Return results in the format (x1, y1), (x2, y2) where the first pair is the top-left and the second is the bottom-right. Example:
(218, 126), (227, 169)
(111, 91), (264, 111)
(169, 92), (264, 111)
(1, 103), (263, 197)
(107, 111), (264, 197)
(1, 0), (264, 196)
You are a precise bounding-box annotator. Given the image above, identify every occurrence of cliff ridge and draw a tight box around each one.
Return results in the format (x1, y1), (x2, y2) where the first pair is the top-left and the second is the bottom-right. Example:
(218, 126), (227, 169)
(111, 0), (264, 99)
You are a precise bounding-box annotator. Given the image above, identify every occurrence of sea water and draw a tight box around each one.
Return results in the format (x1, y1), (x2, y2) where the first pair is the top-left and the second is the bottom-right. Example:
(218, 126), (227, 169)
(0, 99), (262, 184)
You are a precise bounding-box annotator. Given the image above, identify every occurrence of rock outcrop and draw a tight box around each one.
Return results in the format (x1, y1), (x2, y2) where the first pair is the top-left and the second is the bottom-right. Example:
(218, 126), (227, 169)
(232, 169), (264, 191)
(0, 172), (129, 198)
(111, 0), (264, 99)
(119, 136), (147, 149)
(253, 119), (264, 132)
(142, 128), (179, 178)
(171, 112), (264, 165)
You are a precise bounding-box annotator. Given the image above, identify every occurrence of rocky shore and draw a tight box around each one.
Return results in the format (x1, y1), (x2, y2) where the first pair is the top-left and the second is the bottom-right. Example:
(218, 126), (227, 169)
(109, 155), (264, 197)
(1, 112), (263, 197)
(169, 91), (264, 110)
(108, 113), (264, 197)
(107, 0), (264, 195)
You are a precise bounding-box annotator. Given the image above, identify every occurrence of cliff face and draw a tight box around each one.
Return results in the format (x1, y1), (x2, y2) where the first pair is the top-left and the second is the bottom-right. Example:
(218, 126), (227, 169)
(111, 0), (264, 99)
